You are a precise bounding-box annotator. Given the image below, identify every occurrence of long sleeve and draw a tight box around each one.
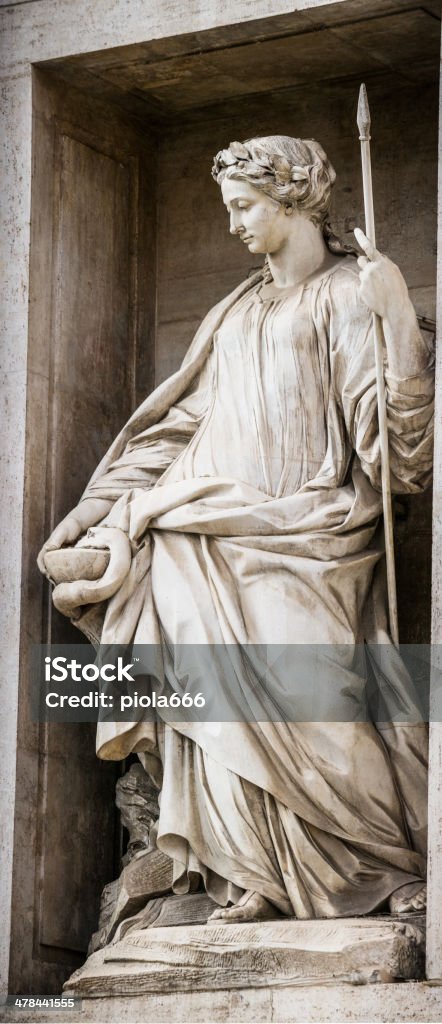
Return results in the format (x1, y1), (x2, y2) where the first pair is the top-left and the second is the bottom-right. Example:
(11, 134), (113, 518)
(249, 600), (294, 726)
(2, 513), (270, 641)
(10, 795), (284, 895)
(84, 362), (213, 501)
(79, 272), (262, 506)
(328, 265), (434, 494)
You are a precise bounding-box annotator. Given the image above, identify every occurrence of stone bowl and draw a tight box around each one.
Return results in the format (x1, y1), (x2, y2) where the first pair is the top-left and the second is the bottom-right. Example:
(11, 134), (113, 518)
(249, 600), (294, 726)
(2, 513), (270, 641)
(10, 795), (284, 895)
(44, 547), (110, 585)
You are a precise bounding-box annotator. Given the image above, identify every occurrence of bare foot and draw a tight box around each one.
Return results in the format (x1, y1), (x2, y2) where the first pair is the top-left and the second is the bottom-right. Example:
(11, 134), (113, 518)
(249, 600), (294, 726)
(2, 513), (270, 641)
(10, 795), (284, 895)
(207, 890), (277, 924)
(389, 883), (427, 914)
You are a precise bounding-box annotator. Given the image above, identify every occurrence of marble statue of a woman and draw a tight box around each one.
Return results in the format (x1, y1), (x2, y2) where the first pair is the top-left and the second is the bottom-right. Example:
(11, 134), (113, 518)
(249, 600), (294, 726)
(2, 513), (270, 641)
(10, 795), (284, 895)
(38, 136), (434, 923)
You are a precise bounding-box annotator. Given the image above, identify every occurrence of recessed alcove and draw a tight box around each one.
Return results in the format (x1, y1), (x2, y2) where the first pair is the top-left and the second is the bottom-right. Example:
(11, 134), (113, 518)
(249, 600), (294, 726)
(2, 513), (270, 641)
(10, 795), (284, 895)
(17, 0), (440, 993)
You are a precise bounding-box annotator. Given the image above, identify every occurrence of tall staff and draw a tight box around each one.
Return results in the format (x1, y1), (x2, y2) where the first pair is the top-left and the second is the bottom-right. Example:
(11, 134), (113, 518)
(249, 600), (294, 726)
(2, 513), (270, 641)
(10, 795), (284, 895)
(357, 83), (399, 647)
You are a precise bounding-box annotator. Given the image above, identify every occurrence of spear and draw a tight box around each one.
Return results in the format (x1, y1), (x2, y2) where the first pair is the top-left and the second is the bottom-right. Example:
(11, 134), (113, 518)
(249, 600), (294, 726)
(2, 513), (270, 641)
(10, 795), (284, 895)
(357, 82), (399, 647)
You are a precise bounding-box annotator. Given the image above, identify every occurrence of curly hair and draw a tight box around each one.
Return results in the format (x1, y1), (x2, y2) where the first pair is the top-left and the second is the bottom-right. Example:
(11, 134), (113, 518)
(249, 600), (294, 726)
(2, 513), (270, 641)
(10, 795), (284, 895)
(212, 135), (356, 256)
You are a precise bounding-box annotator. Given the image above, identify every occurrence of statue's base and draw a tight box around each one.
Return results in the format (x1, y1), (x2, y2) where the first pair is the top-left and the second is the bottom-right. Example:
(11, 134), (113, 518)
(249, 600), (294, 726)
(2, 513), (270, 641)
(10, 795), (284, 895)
(2, 983), (442, 1024)
(65, 983), (442, 1024)
(65, 916), (425, 999)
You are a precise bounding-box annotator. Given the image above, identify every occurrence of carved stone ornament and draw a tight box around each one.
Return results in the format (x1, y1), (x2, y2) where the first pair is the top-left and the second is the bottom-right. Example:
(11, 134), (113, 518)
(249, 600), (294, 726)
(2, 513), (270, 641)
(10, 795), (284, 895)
(68, 918), (426, 997)
(89, 765), (174, 953)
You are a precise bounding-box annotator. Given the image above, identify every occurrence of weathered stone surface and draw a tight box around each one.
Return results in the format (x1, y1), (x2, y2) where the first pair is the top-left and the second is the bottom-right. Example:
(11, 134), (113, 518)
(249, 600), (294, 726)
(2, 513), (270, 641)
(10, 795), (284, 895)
(67, 917), (426, 997)
(2, 982), (442, 1024)
(113, 892), (217, 941)
(115, 764), (160, 865)
(89, 849), (173, 953)
(89, 764), (173, 954)
(94, 879), (121, 937)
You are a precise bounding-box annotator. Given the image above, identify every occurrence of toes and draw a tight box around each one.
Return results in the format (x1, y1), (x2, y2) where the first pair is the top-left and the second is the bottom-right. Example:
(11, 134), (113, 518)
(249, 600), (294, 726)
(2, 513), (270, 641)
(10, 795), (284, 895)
(390, 883), (427, 915)
(208, 906), (243, 922)
(207, 893), (274, 925)
(223, 908), (244, 921)
(391, 897), (426, 914)
(208, 907), (246, 923)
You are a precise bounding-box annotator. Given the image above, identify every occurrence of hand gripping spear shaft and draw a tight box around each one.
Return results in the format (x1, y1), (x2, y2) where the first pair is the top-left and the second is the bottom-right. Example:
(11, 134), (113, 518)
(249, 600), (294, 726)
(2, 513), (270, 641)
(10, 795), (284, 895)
(357, 83), (399, 647)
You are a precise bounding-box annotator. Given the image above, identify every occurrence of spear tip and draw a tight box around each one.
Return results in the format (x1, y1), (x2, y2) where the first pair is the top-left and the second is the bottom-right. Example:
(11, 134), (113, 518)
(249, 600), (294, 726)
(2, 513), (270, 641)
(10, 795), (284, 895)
(357, 83), (371, 141)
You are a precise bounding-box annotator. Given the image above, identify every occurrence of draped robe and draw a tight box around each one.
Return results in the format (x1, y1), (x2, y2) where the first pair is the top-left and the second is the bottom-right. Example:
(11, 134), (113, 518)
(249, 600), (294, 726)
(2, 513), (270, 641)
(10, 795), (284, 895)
(73, 258), (434, 917)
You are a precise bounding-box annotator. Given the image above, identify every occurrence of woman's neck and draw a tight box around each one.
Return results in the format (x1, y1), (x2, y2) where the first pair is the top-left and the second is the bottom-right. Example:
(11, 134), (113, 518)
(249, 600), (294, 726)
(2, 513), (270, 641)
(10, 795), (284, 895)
(267, 217), (333, 289)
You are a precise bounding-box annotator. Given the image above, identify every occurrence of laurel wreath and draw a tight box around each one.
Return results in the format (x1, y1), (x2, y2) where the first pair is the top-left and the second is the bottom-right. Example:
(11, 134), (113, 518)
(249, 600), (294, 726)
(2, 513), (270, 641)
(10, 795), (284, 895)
(212, 141), (312, 196)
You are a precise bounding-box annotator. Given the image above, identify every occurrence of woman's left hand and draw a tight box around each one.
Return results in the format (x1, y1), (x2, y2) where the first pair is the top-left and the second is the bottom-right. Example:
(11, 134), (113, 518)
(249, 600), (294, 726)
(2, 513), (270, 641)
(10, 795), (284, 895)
(354, 227), (430, 379)
(354, 227), (410, 322)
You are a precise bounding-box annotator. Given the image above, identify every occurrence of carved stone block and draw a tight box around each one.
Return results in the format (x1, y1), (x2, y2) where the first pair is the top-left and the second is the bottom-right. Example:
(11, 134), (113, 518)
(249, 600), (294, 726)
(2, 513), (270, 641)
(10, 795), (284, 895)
(116, 763), (160, 864)
(89, 848), (174, 953)
(68, 917), (426, 997)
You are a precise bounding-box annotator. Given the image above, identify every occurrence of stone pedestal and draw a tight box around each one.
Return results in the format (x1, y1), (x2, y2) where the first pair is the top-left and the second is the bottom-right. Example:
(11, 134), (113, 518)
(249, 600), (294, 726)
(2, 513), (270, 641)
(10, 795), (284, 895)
(2, 983), (442, 1024)
(55, 983), (442, 1024)
(2, 916), (441, 1024)
(65, 917), (425, 997)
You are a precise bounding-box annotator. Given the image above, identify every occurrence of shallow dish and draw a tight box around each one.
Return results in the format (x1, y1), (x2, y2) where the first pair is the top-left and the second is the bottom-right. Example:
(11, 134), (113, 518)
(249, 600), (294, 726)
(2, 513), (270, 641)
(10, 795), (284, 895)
(44, 547), (110, 584)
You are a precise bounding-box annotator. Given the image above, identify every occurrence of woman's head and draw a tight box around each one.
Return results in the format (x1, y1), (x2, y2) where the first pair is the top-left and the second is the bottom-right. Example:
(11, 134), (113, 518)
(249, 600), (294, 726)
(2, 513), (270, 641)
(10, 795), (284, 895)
(212, 135), (336, 228)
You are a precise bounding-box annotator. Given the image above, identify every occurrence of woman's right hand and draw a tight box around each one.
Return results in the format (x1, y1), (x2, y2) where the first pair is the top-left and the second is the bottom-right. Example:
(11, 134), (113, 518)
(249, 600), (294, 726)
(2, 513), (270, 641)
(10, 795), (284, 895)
(37, 497), (113, 576)
(37, 514), (83, 575)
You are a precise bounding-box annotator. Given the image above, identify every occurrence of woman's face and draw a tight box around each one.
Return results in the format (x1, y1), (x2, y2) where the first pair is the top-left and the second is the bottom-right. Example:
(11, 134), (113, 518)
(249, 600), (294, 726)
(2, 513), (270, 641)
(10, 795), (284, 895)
(221, 177), (296, 254)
